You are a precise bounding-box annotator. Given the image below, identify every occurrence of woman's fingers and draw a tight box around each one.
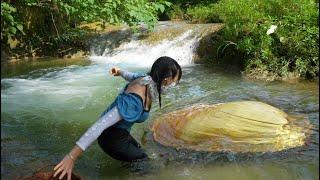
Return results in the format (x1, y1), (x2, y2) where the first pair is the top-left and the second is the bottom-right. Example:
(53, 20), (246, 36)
(110, 68), (117, 75)
(109, 67), (120, 76)
(67, 170), (72, 180)
(53, 154), (75, 179)
(53, 166), (64, 177)
(54, 162), (62, 170)
(54, 162), (62, 171)
(59, 170), (67, 180)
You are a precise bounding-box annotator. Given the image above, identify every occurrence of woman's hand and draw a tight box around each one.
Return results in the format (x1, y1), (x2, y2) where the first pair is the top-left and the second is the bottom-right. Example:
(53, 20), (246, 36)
(110, 67), (121, 76)
(53, 145), (83, 180)
(53, 154), (74, 180)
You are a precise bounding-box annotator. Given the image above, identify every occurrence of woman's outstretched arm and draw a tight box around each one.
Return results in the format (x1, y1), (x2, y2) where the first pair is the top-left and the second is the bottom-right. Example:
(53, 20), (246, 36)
(110, 67), (144, 82)
(53, 107), (122, 180)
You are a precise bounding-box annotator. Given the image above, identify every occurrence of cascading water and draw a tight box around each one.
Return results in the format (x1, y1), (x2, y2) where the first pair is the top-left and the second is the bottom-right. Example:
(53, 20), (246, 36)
(88, 21), (205, 67)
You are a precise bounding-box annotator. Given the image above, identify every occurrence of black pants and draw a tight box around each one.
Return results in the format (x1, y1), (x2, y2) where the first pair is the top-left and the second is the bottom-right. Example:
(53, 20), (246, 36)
(98, 126), (148, 162)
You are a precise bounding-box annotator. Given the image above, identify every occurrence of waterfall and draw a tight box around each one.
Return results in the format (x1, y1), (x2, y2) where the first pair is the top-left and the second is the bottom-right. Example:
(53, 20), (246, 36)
(88, 22), (202, 67)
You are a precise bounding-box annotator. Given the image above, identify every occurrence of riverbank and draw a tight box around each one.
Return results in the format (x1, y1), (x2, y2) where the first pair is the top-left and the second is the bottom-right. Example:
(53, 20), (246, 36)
(164, 0), (319, 81)
(2, 21), (224, 62)
(1, 22), (135, 62)
(2, 19), (318, 82)
(1, 1), (169, 62)
(2, 1), (318, 82)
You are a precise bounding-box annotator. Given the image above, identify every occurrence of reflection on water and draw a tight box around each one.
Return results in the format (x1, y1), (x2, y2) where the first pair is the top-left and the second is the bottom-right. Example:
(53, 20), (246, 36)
(1, 58), (92, 79)
(1, 58), (319, 179)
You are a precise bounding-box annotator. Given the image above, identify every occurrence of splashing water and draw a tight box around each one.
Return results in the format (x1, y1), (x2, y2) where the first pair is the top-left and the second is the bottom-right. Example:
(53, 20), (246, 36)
(89, 22), (202, 67)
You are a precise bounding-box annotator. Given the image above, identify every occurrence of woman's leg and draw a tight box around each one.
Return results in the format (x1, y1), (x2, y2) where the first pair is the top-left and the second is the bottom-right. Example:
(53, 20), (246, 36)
(98, 126), (148, 162)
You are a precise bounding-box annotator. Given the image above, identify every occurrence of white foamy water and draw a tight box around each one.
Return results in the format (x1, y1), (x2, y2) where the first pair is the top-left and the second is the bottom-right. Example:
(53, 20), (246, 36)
(1, 23), (202, 117)
(89, 29), (200, 67)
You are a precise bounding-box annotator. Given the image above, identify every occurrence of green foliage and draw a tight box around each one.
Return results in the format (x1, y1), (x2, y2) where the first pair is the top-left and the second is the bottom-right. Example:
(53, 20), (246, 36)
(1, 0), (172, 56)
(177, 0), (318, 80)
(186, 4), (221, 23)
(22, 0), (171, 30)
(1, 2), (24, 41)
(1, 1), (172, 40)
(164, 0), (217, 21)
(167, 4), (185, 20)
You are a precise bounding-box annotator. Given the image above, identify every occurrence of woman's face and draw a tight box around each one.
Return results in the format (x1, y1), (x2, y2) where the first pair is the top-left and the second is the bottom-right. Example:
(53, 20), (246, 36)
(162, 71), (180, 87)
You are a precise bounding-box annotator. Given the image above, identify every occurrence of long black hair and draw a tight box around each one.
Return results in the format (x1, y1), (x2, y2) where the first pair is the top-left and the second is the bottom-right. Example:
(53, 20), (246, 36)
(148, 56), (182, 108)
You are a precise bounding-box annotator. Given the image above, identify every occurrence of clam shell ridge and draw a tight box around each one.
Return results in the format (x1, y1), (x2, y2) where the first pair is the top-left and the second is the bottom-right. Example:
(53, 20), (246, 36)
(151, 101), (310, 153)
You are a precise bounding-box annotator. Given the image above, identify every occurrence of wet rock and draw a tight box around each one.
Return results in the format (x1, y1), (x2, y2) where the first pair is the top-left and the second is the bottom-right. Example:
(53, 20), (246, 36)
(14, 172), (82, 180)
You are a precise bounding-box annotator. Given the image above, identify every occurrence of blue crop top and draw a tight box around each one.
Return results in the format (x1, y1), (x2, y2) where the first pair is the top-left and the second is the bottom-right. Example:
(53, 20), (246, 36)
(75, 70), (157, 151)
(99, 74), (151, 131)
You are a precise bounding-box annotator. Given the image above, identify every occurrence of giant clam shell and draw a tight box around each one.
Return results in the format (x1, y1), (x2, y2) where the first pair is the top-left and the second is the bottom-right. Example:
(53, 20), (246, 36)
(151, 101), (310, 152)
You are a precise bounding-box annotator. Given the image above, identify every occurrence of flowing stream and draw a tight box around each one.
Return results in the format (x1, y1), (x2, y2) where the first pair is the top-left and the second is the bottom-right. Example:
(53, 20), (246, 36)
(1, 22), (319, 179)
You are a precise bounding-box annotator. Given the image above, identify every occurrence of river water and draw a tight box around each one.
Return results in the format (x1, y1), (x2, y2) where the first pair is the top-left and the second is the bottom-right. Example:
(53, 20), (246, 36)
(1, 22), (319, 179)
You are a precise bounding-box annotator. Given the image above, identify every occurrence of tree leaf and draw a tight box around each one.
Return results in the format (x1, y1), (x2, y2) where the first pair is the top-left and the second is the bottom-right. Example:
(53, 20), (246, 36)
(16, 24), (23, 32)
(159, 4), (165, 13)
(9, 27), (17, 34)
(163, 1), (172, 7)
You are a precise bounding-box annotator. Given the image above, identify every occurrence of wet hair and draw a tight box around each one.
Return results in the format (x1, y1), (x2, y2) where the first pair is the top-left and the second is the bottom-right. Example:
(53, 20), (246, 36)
(148, 56), (182, 108)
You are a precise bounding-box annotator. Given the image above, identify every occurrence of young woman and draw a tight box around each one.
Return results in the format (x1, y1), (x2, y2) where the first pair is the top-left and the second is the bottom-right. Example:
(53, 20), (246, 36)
(53, 56), (182, 180)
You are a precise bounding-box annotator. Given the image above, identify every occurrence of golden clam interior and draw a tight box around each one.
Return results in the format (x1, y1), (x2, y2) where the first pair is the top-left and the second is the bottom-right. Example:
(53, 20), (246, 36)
(151, 101), (310, 153)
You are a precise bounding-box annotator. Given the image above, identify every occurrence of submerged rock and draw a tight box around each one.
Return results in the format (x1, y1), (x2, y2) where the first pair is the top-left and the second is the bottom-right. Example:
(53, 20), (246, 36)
(151, 101), (310, 153)
(14, 172), (82, 180)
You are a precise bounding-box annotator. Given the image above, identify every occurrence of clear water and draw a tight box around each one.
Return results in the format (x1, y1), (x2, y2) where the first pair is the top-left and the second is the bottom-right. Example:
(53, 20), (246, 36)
(1, 58), (318, 179)
(1, 21), (319, 179)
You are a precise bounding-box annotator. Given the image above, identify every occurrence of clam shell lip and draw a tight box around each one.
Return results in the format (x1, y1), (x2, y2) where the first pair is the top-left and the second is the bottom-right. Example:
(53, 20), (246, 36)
(151, 101), (310, 153)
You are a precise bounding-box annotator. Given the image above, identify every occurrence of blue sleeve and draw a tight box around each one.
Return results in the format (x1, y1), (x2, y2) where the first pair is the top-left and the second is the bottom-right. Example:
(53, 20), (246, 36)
(116, 93), (143, 122)
(119, 70), (146, 82)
